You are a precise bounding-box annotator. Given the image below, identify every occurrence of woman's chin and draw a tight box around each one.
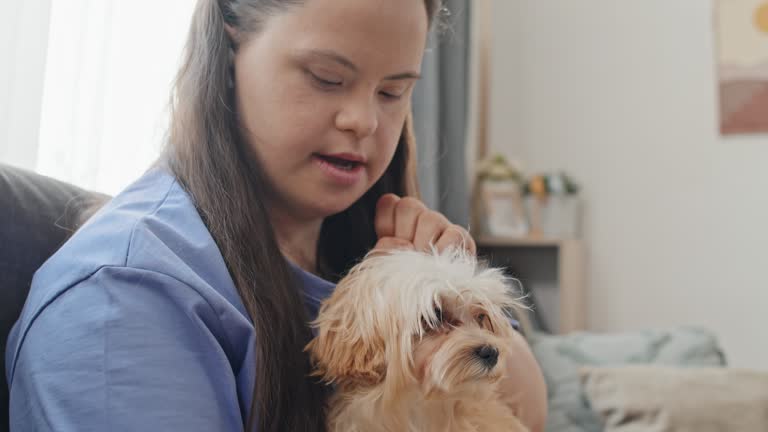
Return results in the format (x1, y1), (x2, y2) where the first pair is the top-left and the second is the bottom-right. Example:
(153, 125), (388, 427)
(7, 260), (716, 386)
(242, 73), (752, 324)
(300, 188), (368, 218)
(317, 199), (360, 218)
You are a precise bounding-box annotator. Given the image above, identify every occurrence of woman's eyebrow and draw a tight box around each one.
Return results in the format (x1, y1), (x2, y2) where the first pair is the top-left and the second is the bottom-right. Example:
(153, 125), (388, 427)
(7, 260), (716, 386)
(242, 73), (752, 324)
(301, 49), (421, 81)
(383, 71), (421, 81)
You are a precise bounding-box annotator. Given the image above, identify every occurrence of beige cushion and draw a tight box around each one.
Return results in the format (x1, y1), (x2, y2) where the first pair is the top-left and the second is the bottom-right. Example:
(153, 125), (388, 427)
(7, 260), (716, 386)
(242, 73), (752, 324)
(581, 366), (768, 432)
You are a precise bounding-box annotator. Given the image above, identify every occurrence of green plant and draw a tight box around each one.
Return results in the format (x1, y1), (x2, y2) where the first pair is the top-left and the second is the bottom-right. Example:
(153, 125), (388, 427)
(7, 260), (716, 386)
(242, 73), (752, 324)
(476, 154), (523, 183)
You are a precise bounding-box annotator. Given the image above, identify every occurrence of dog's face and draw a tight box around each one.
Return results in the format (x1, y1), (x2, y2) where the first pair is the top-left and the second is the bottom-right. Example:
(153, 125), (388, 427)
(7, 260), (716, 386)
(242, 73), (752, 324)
(307, 247), (523, 399)
(412, 291), (511, 398)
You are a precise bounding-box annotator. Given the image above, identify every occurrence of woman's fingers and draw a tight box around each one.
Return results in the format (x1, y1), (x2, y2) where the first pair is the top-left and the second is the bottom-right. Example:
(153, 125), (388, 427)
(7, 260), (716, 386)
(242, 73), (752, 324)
(413, 211), (450, 251)
(374, 193), (400, 239)
(375, 194), (427, 242)
(393, 197), (427, 241)
(374, 194), (476, 255)
(371, 236), (415, 255)
(434, 224), (477, 255)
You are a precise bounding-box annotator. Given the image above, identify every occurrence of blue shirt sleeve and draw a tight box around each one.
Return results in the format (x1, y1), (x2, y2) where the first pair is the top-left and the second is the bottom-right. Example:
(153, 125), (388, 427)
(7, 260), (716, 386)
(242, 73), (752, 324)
(8, 266), (244, 431)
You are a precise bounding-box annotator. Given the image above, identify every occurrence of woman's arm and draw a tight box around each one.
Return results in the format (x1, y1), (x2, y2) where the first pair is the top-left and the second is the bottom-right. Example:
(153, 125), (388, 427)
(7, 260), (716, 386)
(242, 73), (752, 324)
(8, 266), (242, 431)
(499, 331), (548, 432)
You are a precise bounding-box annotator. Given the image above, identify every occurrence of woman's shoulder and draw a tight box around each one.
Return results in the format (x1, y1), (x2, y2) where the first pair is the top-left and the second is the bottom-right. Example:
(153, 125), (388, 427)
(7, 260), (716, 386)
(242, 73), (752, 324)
(19, 168), (247, 334)
(6, 169), (252, 382)
(38, 170), (233, 286)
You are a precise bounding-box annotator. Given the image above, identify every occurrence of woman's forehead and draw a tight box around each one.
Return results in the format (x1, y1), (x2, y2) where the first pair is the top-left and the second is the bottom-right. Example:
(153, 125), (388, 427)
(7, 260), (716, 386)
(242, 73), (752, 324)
(262, 0), (429, 74)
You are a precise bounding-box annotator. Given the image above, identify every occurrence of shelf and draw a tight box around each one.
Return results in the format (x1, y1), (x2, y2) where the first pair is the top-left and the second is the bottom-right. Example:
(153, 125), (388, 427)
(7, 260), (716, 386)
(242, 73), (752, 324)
(476, 235), (586, 334)
(476, 235), (578, 248)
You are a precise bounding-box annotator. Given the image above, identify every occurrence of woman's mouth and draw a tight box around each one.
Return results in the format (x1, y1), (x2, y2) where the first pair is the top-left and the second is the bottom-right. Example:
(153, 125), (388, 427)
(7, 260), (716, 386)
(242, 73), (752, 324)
(312, 153), (366, 186)
(314, 154), (363, 171)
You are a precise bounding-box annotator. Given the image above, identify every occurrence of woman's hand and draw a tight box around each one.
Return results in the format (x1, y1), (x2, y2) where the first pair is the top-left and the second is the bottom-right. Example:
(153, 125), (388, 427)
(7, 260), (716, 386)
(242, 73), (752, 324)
(373, 194), (476, 254)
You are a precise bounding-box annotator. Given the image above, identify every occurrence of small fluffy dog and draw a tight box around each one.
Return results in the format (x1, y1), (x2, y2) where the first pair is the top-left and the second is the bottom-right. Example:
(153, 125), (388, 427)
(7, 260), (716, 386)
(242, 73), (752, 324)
(306, 247), (529, 432)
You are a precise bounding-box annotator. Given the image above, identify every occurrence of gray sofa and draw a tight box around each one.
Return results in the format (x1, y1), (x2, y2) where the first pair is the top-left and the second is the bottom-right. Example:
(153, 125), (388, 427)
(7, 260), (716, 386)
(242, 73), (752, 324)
(0, 163), (105, 432)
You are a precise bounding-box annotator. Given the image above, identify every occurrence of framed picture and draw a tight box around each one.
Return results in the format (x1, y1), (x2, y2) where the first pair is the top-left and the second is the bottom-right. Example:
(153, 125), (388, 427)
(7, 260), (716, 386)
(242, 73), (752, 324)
(478, 181), (528, 238)
(716, 0), (768, 135)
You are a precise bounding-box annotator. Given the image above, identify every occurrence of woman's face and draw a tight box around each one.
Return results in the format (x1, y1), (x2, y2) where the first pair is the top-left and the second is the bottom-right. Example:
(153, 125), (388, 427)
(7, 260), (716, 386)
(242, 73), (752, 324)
(231, 0), (428, 221)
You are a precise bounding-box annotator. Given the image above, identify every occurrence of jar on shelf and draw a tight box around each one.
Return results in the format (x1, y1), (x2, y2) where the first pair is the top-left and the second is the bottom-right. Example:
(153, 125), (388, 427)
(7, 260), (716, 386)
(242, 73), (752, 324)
(524, 173), (581, 239)
(474, 154), (528, 238)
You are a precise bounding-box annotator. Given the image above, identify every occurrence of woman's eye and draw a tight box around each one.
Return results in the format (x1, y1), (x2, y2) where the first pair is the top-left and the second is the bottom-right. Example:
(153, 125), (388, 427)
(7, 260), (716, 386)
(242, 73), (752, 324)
(379, 87), (406, 100)
(309, 71), (342, 87)
(379, 90), (403, 100)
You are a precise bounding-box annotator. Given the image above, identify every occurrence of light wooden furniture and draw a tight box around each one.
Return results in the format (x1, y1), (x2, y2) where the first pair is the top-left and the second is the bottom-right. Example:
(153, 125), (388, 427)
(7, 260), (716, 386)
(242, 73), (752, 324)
(476, 235), (586, 334)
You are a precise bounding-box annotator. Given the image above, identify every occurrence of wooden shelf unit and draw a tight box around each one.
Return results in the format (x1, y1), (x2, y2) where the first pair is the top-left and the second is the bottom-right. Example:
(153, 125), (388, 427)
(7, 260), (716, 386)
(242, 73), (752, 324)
(476, 236), (586, 334)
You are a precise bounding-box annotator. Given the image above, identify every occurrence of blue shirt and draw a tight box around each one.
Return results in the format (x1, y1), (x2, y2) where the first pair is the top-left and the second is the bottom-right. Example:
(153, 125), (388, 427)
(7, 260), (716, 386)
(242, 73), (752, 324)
(5, 169), (336, 431)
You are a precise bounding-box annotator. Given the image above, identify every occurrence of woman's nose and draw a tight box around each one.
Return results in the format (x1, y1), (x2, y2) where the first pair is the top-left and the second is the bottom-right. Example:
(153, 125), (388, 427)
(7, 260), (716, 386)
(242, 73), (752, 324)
(334, 94), (378, 140)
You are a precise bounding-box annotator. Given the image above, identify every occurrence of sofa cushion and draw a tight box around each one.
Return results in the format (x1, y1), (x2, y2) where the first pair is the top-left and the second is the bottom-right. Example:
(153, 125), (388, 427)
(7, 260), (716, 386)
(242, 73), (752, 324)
(0, 163), (105, 431)
(529, 327), (726, 432)
(581, 366), (768, 432)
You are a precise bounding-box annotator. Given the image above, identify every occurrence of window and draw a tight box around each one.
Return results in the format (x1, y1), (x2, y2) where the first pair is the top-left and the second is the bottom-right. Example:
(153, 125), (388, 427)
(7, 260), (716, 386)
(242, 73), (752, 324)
(37, 0), (196, 194)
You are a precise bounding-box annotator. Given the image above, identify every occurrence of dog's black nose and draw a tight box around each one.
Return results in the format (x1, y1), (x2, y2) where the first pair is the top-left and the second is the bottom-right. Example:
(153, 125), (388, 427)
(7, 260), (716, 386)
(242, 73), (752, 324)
(474, 345), (499, 368)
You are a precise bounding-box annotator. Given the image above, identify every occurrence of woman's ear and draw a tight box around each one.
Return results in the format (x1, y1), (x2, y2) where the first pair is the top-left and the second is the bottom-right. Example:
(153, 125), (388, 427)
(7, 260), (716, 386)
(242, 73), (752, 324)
(224, 23), (240, 46)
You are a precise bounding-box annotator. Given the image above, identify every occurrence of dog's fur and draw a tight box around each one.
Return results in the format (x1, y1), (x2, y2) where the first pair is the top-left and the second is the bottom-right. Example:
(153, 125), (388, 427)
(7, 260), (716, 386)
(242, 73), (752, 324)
(306, 247), (529, 432)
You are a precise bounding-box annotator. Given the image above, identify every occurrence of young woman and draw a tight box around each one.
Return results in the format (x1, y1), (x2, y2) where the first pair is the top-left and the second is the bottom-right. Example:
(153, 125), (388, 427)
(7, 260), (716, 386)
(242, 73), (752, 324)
(6, 0), (546, 430)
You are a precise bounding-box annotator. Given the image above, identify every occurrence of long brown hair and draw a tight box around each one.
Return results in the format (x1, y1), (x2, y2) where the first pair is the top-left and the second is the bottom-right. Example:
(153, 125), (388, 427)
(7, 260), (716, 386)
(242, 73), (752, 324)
(165, 0), (442, 431)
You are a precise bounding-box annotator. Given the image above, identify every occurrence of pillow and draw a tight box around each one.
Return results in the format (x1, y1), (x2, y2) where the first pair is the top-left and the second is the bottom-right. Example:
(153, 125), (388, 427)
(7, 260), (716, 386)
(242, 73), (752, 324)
(581, 366), (768, 432)
(528, 327), (726, 432)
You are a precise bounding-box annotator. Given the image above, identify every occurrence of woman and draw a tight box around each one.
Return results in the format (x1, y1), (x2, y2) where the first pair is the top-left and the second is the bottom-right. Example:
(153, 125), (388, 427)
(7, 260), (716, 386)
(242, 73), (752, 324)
(6, 0), (546, 430)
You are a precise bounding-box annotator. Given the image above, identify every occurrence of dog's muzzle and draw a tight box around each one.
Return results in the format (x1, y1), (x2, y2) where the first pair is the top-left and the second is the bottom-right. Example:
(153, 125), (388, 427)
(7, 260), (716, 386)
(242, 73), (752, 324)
(474, 345), (499, 369)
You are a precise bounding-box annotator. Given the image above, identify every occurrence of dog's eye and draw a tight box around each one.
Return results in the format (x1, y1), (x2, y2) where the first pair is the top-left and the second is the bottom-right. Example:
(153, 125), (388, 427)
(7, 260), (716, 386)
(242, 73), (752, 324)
(477, 313), (493, 331)
(434, 307), (444, 323)
(421, 307), (445, 332)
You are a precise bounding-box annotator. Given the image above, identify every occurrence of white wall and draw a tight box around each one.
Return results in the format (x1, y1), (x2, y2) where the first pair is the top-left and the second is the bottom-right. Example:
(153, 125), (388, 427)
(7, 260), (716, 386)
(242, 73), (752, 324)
(0, 0), (52, 169)
(489, 0), (768, 369)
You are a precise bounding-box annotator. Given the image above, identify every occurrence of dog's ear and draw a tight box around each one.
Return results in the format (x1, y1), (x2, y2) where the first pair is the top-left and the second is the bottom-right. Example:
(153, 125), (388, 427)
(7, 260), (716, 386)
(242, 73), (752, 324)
(305, 272), (389, 386)
(306, 319), (386, 387)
